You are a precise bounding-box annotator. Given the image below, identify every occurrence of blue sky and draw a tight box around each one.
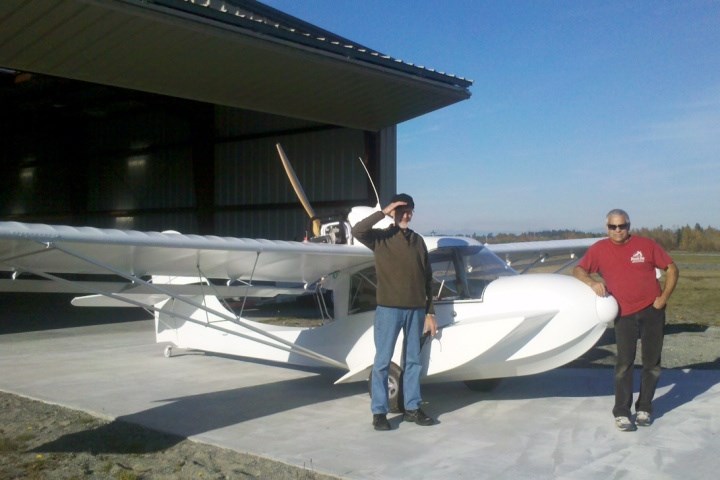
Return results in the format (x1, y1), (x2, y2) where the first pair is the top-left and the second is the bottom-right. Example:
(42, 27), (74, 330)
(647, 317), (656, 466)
(262, 0), (720, 235)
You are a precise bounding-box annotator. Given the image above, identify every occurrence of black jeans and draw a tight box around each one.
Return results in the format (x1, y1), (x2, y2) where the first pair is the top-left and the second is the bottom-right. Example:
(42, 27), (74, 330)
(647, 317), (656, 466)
(612, 305), (665, 418)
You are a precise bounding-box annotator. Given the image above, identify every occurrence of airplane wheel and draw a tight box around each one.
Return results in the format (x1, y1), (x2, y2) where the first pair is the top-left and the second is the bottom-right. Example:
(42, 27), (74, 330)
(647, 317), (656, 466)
(367, 362), (404, 413)
(164, 345), (173, 358)
(463, 378), (502, 392)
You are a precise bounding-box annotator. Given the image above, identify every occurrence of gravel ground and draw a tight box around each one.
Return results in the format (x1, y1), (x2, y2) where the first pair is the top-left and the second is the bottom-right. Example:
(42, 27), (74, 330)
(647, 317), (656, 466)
(1, 323), (718, 479)
(568, 323), (720, 370)
(0, 391), (338, 480)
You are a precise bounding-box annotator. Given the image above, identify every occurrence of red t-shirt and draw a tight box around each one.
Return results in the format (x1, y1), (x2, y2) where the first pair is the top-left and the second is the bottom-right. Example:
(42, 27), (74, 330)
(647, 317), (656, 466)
(577, 235), (674, 316)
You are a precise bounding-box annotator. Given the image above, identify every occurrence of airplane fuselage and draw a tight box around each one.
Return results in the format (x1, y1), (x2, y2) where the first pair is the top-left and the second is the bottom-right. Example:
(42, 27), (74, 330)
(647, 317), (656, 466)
(155, 236), (618, 385)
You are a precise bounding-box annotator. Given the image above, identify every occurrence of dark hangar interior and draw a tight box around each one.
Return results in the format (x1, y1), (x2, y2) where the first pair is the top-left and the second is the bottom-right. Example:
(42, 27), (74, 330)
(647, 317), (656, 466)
(0, 0), (471, 240)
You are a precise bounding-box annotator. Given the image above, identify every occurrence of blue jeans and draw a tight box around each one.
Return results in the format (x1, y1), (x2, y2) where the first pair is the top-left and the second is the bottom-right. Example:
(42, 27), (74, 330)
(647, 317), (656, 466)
(370, 306), (425, 414)
(612, 305), (665, 417)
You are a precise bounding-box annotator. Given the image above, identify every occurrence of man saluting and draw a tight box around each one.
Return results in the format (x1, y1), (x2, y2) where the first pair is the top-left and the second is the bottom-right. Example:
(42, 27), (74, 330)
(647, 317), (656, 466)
(352, 193), (438, 431)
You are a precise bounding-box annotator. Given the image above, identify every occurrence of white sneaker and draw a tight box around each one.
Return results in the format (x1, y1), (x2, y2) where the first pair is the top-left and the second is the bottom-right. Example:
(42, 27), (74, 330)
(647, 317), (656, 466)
(636, 411), (652, 427)
(615, 416), (636, 432)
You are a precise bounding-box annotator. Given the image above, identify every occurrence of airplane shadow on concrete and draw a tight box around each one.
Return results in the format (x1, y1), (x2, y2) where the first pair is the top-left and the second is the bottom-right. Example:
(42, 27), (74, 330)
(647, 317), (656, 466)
(31, 341), (720, 456)
(0, 293), (151, 334)
(32, 370), (367, 454)
(15, 289), (718, 455)
(32, 364), (720, 455)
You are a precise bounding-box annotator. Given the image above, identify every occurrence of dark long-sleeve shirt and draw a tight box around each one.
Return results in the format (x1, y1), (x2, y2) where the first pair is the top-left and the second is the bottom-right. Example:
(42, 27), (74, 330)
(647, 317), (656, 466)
(352, 211), (434, 314)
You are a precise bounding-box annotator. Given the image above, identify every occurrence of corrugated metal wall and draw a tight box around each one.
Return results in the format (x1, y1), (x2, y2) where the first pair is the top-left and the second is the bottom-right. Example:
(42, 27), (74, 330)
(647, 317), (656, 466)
(0, 98), (392, 240)
(215, 107), (370, 238)
(83, 108), (198, 232)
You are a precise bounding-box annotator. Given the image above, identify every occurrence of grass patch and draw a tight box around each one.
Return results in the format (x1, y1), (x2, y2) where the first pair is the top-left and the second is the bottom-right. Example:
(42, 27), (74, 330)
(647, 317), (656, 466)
(666, 255), (720, 326)
(636, 252), (720, 327)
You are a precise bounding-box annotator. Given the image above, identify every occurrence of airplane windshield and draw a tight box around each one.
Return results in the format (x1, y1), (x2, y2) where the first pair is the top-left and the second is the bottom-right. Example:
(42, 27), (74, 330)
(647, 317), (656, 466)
(430, 245), (516, 301)
(348, 245), (515, 314)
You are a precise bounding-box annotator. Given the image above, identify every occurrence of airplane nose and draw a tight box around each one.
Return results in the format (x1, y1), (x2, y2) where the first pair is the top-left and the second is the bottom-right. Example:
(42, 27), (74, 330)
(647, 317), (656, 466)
(596, 294), (619, 324)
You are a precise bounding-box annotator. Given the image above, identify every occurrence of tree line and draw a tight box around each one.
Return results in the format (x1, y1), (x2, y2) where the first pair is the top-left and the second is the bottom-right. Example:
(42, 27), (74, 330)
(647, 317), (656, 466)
(469, 224), (720, 252)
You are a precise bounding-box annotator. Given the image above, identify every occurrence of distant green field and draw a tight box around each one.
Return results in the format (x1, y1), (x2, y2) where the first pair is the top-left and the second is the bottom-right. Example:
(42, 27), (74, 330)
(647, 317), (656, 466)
(671, 252), (720, 264)
(667, 252), (720, 326)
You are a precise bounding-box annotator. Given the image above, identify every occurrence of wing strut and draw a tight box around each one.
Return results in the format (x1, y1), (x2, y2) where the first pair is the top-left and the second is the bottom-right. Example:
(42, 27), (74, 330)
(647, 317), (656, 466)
(553, 255), (581, 273)
(199, 251), (261, 319)
(5, 241), (347, 370)
(518, 254), (549, 274)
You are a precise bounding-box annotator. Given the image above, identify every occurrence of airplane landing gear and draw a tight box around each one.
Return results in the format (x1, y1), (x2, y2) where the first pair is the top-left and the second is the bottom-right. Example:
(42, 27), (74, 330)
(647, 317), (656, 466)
(368, 362), (404, 413)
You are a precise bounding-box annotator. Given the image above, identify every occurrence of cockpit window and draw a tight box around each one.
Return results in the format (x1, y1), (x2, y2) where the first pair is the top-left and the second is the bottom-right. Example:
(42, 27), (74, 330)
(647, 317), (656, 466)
(349, 265), (377, 314)
(430, 245), (516, 301)
(348, 245), (515, 311)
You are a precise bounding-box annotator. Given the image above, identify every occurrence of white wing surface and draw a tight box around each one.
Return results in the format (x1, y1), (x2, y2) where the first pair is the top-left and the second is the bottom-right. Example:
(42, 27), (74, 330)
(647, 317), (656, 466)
(486, 238), (600, 272)
(0, 221), (373, 285)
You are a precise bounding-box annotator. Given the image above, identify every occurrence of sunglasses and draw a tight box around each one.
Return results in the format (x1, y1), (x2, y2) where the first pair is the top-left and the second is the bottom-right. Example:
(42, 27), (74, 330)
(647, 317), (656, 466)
(607, 223), (629, 231)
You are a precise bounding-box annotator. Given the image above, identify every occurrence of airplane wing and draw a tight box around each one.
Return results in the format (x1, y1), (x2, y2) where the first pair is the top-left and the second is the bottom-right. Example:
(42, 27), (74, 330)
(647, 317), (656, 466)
(485, 237), (601, 273)
(0, 221), (374, 289)
(0, 221), (368, 371)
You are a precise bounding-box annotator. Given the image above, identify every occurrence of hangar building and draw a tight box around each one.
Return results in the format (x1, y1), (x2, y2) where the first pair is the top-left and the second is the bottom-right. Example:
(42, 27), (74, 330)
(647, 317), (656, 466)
(0, 0), (472, 240)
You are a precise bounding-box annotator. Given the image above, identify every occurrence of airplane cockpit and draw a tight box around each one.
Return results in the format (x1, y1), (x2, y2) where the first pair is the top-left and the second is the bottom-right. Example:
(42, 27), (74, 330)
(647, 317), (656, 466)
(348, 241), (517, 314)
(430, 244), (517, 302)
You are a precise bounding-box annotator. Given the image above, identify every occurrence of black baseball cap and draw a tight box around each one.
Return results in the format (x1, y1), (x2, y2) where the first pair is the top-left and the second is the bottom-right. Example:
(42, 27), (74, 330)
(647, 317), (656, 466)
(390, 193), (414, 208)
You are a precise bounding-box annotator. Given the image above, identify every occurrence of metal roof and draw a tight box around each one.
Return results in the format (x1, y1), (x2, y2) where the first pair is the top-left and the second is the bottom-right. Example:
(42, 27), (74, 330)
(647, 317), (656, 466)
(0, 0), (472, 131)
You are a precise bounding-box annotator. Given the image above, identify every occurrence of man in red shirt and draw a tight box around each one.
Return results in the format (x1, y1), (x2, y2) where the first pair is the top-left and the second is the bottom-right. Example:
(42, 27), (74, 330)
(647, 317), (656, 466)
(574, 209), (678, 432)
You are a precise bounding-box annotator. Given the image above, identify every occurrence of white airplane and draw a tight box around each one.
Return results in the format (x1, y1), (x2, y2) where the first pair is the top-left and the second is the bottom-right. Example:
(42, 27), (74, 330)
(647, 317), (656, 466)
(0, 221), (615, 410)
(0, 148), (616, 412)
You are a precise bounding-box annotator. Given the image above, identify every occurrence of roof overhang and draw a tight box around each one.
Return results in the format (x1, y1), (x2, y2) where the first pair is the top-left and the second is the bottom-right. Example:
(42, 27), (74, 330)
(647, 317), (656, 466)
(0, 0), (472, 131)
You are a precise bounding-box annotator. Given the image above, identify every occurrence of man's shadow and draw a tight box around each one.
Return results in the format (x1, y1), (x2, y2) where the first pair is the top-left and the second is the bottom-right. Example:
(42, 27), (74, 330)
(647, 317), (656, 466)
(653, 362), (720, 420)
(568, 323), (720, 419)
(652, 323), (720, 419)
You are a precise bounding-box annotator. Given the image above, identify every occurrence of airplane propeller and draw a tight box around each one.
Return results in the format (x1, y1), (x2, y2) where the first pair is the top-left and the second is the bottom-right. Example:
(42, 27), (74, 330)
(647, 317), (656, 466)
(275, 143), (321, 238)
